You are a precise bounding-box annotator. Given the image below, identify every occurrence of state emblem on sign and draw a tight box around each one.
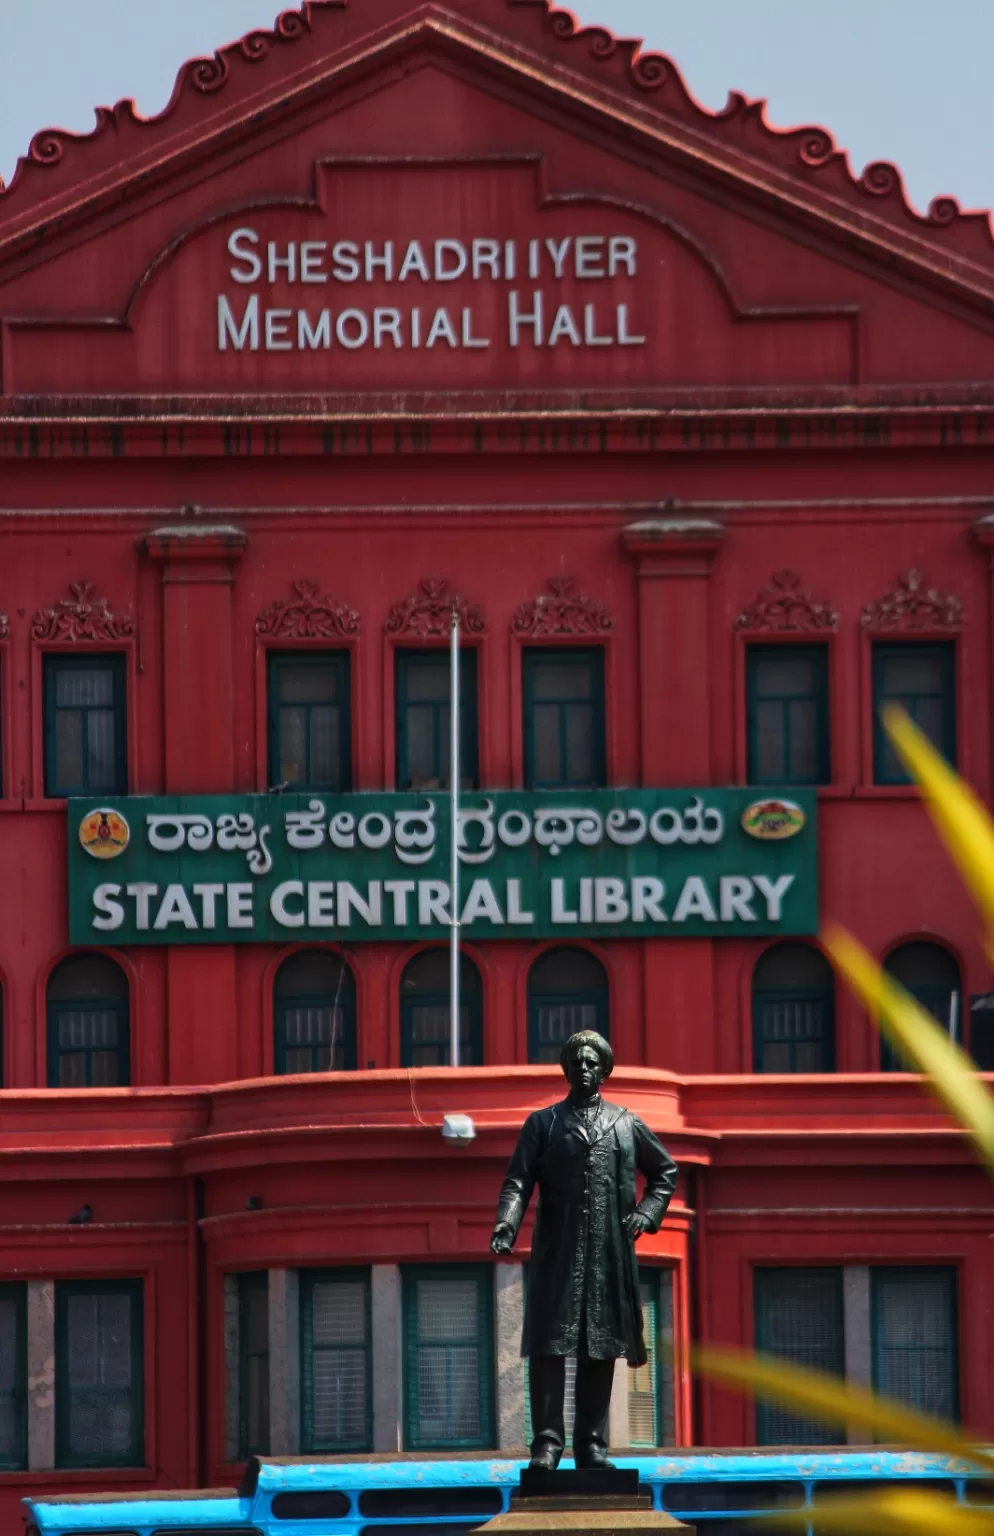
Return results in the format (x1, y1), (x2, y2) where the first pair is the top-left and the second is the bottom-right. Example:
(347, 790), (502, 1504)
(79, 808), (130, 859)
(741, 799), (806, 841)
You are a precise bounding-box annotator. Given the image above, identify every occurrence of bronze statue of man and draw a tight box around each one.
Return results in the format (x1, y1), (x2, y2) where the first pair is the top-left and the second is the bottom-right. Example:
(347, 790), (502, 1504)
(491, 1030), (677, 1471)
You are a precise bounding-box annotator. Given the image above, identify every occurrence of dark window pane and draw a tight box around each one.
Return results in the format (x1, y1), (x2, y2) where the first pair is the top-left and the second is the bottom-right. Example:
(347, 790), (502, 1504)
(0, 1289), (24, 1469)
(57, 1284), (142, 1468)
(404, 1271), (493, 1449)
(274, 954), (355, 1076)
(565, 703), (594, 784)
(881, 944), (960, 1070)
(48, 958), (129, 1089)
(533, 703), (562, 783)
(532, 661), (593, 702)
(303, 1275), (371, 1452)
(754, 1269), (844, 1444)
(874, 643), (955, 783)
(396, 651), (478, 791)
(753, 945), (834, 1073)
(269, 655), (350, 791)
(46, 658), (125, 797)
(528, 949), (610, 1064)
(401, 954), (482, 1067)
(238, 1274), (269, 1460)
(755, 700), (785, 779)
(405, 658), (450, 703)
(748, 646), (828, 787)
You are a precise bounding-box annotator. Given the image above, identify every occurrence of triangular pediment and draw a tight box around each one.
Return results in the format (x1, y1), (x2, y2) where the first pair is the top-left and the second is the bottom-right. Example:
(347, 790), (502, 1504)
(1, 0), (992, 419)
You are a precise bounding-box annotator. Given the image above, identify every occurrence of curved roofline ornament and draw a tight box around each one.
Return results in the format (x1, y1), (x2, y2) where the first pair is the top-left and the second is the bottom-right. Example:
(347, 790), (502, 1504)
(735, 569), (839, 634)
(860, 569), (963, 632)
(0, 0), (990, 295)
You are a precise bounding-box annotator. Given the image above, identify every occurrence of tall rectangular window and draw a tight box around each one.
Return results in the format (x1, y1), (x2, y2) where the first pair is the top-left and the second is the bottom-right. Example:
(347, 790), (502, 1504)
(630, 1270), (675, 1448)
(873, 642), (955, 784)
(872, 1268), (957, 1422)
(523, 648), (606, 790)
(55, 1280), (143, 1468)
(301, 1270), (372, 1452)
(238, 1272), (270, 1460)
(43, 654), (127, 797)
(396, 650), (479, 791)
(747, 645), (830, 785)
(268, 652), (351, 792)
(0, 1284), (26, 1470)
(403, 1267), (494, 1451)
(754, 1268), (844, 1445)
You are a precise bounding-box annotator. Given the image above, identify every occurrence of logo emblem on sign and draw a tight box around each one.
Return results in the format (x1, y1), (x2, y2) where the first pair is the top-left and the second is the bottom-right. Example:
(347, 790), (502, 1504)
(741, 799), (806, 841)
(79, 808), (130, 860)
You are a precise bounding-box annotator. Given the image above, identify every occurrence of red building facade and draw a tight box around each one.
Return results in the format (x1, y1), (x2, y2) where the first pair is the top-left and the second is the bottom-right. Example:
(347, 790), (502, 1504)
(0, 0), (993, 1516)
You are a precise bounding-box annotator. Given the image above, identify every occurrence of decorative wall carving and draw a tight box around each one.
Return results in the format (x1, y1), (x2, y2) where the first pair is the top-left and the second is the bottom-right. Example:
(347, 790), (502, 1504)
(512, 576), (615, 637)
(31, 581), (135, 643)
(0, 613), (8, 640)
(386, 577), (485, 638)
(255, 578), (360, 639)
(860, 569), (963, 631)
(735, 569), (838, 633)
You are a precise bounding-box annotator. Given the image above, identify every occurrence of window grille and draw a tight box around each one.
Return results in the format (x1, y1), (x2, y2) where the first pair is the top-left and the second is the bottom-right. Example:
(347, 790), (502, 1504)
(527, 949), (609, 1064)
(403, 1268), (494, 1450)
(872, 1268), (958, 1422)
(880, 943), (961, 1071)
(47, 954), (130, 1088)
(752, 945), (835, 1073)
(630, 1270), (676, 1448)
(44, 654), (127, 797)
(274, 952), (356, 1075)
(401, 952), (483, 1067)
(301, 1271), (371, 1452)
(754, 1268), (844, 1445)
(523, 649), (605, 790)
(56, 1280), (143, 1468)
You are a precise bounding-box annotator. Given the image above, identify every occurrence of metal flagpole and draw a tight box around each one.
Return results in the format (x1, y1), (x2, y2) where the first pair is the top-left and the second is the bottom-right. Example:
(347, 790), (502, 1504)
(450, 607), (461, 1069)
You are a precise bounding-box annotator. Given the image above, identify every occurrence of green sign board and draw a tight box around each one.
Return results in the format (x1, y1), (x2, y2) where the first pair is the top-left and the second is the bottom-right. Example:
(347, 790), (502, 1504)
(68, 789), (817, 946)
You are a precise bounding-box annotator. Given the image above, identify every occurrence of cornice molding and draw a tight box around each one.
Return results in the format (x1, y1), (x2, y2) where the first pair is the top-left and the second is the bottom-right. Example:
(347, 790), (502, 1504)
(511, 575), (614, 636)
(736, 569), (838, 634)
(860, 568), (963, 632)
(256, 577), (360, 639)
(30, 580), (135, 643)
(385, 575), (485, 638)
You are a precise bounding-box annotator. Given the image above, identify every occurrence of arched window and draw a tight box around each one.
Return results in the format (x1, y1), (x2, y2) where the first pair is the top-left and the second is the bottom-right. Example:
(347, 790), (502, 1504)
(47, 954), (130, 1088)
(752, 944), (835, 1073)
(527, 949), (609, 1065)
(881, 942), (961, 1071)
(400, 951), (482, 1067)
(274, 952), (357, 1074)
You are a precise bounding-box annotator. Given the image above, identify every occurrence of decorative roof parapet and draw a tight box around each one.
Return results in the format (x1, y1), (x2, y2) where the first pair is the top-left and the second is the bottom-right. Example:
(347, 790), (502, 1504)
(386, 576), (485, 638)
(512, 576), (614, 637)
(860, 569), (963, 631)
(1, 0), (992, 293)
(31, 580), (135, 643)
(736, 569), (839, 633)
(256, 578), (360, 639)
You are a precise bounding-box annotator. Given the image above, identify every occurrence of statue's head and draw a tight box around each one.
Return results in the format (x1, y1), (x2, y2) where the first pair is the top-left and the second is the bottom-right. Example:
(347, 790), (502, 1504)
(560, 1030), (614, 1095)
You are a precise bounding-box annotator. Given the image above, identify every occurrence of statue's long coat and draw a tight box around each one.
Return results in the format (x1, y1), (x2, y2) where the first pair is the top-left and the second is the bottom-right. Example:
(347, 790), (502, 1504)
(494, 1098), (678, 1366)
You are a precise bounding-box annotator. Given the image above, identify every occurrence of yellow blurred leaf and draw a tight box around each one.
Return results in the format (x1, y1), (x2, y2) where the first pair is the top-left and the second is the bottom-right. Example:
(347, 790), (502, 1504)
(882, 703), (994, 954)
(824, 926), (994, 1174)
(773, 1488), (994, 1535)
(693, 1344), (994, 1472)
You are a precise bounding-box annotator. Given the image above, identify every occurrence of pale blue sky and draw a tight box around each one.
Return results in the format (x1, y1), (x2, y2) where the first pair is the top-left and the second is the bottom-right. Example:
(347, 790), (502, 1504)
(2, 1), (992, 217)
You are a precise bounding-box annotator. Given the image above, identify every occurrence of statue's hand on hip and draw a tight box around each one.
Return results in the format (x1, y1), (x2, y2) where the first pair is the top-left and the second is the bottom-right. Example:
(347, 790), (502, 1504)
(624, 1212), (651, 1241)
(490, 1222), (515, 1256)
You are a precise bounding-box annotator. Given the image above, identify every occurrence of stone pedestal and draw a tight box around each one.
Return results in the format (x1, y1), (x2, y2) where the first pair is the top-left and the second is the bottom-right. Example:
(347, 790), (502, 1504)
(485, 1471), (693, 1536)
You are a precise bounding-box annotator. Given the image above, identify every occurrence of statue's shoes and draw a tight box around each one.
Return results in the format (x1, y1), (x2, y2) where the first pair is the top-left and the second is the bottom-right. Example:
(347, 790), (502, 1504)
(529, 1445), (562, 1471)
(574, 1449), (616, 1471)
